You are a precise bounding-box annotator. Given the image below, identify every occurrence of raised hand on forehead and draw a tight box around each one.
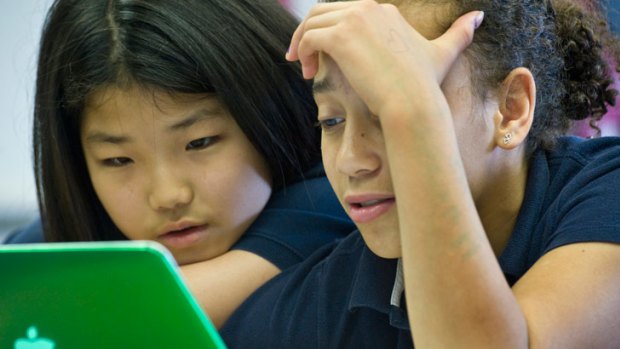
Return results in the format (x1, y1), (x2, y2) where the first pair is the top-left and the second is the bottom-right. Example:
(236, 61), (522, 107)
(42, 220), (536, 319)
(286, 0), (483, 115)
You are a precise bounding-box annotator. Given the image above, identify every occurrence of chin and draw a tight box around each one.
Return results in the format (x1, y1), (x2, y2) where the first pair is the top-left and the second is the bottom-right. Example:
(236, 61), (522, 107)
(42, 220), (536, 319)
(174, 254), (197, 266)
(359, 229), (402, 259)
(173, 248), (221, 266)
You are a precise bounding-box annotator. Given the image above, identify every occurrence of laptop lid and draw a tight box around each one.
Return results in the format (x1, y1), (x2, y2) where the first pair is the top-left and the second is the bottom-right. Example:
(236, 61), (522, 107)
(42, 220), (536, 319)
(0, 241), (227, 349)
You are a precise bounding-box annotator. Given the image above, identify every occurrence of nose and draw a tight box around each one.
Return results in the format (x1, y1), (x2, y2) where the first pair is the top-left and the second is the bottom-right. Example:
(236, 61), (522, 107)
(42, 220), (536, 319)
(147, 164), (193, 211)
(336, 117), (381, 178)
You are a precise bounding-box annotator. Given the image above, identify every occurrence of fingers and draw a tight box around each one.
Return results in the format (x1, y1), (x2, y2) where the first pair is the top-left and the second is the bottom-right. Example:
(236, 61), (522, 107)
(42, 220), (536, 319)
(287, 2), (484, 88)
(294, 10), (347, 79)
(286, 2), (353, 63)
(432, 11), (484, 81)
(288, 1), (390, 79)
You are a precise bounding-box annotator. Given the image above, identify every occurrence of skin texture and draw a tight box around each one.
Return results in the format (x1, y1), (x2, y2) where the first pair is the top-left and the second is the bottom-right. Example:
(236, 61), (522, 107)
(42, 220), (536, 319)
(81, 85), (280, 327)
(34, 0), (321, 331)
(81, 88), (271, 265)
(288, 1), (620, 348)
(180, 249), (279, 328)
(81, 86), (273, 266)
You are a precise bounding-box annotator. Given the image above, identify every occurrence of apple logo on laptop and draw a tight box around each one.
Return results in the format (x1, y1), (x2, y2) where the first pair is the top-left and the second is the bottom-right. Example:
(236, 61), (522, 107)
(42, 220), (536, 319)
(14, 326), (55, 349)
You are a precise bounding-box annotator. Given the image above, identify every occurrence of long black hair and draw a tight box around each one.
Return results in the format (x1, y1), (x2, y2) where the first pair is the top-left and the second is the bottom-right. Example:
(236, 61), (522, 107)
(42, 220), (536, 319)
(34, 0), (320, 241)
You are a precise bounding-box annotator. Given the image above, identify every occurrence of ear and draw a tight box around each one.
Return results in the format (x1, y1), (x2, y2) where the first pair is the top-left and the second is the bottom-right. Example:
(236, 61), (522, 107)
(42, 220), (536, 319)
(492, 67), (536, 150)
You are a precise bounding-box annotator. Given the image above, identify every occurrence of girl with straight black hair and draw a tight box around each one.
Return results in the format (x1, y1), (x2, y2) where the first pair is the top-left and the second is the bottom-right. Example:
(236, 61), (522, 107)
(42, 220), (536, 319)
(19, 0), (354, 328)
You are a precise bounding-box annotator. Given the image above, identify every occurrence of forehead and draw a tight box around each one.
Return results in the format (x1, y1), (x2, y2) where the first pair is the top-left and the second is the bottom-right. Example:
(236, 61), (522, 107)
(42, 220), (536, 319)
(86, 85), (216, 111)
(314, 3), (447, 93)
(83, 85), (225, 124)
(314, 54), (349, 95)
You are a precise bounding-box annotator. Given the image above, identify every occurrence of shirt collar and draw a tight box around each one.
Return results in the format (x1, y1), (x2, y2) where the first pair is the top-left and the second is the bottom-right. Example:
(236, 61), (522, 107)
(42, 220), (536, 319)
(348, 244), (410, 330)
(390, 259), (405, 307)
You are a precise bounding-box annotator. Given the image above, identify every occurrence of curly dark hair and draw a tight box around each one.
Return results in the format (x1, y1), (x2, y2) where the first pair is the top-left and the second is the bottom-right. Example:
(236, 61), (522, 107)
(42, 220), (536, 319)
(324, 0), (620, 154)
(434, 0), (619, 154)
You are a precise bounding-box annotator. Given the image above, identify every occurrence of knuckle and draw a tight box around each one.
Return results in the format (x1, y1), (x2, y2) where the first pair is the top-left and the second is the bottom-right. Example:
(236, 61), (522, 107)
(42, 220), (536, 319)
(304, 16), (320, 30)
(358, 0), (379, 12)
(298, 31), (321, 58)
(330, 30), (349, 47)
(307, 3), (325, 17)
(342, 7), (368, 30)
(381, 3), (399, 14)
(347, 7), (365, 21)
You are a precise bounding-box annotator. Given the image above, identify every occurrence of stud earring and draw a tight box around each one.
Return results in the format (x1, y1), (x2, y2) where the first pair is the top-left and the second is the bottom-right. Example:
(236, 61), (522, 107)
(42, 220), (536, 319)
(503, 133), (513, 145)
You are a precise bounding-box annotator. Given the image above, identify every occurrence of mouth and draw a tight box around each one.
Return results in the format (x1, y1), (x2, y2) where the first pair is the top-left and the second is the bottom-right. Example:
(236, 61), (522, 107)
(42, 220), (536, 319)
(351, 198), (392, 208)
(157, 224), (207, 250)
(346, 196), (395, 224)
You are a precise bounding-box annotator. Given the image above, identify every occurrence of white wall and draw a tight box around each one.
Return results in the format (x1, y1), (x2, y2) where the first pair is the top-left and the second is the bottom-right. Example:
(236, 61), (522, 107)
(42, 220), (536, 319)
(0, 0), (54, 235)
(285, 0), (316, 19)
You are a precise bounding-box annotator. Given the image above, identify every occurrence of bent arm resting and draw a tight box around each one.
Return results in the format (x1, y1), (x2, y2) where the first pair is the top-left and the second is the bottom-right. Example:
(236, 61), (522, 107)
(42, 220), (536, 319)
(181, 250), (280, 328)
(182, 164), (354, 328)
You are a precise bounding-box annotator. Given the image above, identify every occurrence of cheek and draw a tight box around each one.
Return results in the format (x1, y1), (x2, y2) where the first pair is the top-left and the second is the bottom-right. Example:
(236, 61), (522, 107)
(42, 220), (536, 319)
(321, 138), (342, 194)
(205, 168), (271, 250)
(452, 106), (496, 198)
(89, 170), (143, 238)
(200, 153), (272, 223)
(443, 75), (495, 175)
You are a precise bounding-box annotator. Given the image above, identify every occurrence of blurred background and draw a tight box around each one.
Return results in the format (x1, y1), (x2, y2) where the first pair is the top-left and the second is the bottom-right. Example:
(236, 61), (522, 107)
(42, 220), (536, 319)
(0, 0), (618, 241)
(0, 0), (53, 240)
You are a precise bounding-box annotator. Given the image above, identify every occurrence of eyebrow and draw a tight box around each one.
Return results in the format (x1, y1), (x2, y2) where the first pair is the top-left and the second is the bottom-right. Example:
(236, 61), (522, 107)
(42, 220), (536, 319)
(84, 132), (130, 145)
(312, 78), (335, 95)
(84, 107), (224, 145)
(168, 107), (223, 131)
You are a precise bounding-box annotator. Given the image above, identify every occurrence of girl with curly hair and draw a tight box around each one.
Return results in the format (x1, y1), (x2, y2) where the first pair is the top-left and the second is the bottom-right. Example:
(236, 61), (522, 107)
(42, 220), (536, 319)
(221, 1), (620, 347)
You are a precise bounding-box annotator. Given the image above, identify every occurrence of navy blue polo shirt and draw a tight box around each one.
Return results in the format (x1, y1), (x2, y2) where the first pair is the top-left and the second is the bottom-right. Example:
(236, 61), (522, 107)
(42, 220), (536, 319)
(499, 136), (620, 284)
(221, 231), (413, 348)
(3, 219), (44, 244)
(232, 164), (355, 269)
(221, 136), (620, 347)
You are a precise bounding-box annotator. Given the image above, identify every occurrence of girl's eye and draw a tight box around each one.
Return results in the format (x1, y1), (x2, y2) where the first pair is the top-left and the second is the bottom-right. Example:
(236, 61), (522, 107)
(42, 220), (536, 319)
(186, 136), (217, 151)
(316, 117), (345, 131)
(102, 157), (133, 167)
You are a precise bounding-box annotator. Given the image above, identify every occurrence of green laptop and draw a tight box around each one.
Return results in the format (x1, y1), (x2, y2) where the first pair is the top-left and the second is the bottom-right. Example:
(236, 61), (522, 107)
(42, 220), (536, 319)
(0, 241), (227, 349)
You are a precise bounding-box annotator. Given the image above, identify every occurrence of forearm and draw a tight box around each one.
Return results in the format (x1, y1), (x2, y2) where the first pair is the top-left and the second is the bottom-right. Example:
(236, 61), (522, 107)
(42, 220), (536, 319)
(180, 250), (280, 328)
(381, 99), (528, 348)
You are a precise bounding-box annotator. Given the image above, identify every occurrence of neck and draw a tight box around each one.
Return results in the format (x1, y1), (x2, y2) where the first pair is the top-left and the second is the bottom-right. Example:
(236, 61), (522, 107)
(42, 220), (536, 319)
(476, 153), (529, 257)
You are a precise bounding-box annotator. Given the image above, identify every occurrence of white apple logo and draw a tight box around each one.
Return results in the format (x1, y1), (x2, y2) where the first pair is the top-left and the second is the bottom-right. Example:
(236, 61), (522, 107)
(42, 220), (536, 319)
(14, 326), (55, 349)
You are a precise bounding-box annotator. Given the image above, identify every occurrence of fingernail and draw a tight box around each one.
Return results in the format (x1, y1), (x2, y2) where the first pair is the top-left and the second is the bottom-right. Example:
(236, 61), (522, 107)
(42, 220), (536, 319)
(474, 11), (484, 29)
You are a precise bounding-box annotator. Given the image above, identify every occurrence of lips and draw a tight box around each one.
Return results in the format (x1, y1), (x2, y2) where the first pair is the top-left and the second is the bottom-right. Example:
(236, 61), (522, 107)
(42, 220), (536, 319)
(167, 225), (196, 234)
(157, 223), (207, 249)
(345, 194), (395, 224)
